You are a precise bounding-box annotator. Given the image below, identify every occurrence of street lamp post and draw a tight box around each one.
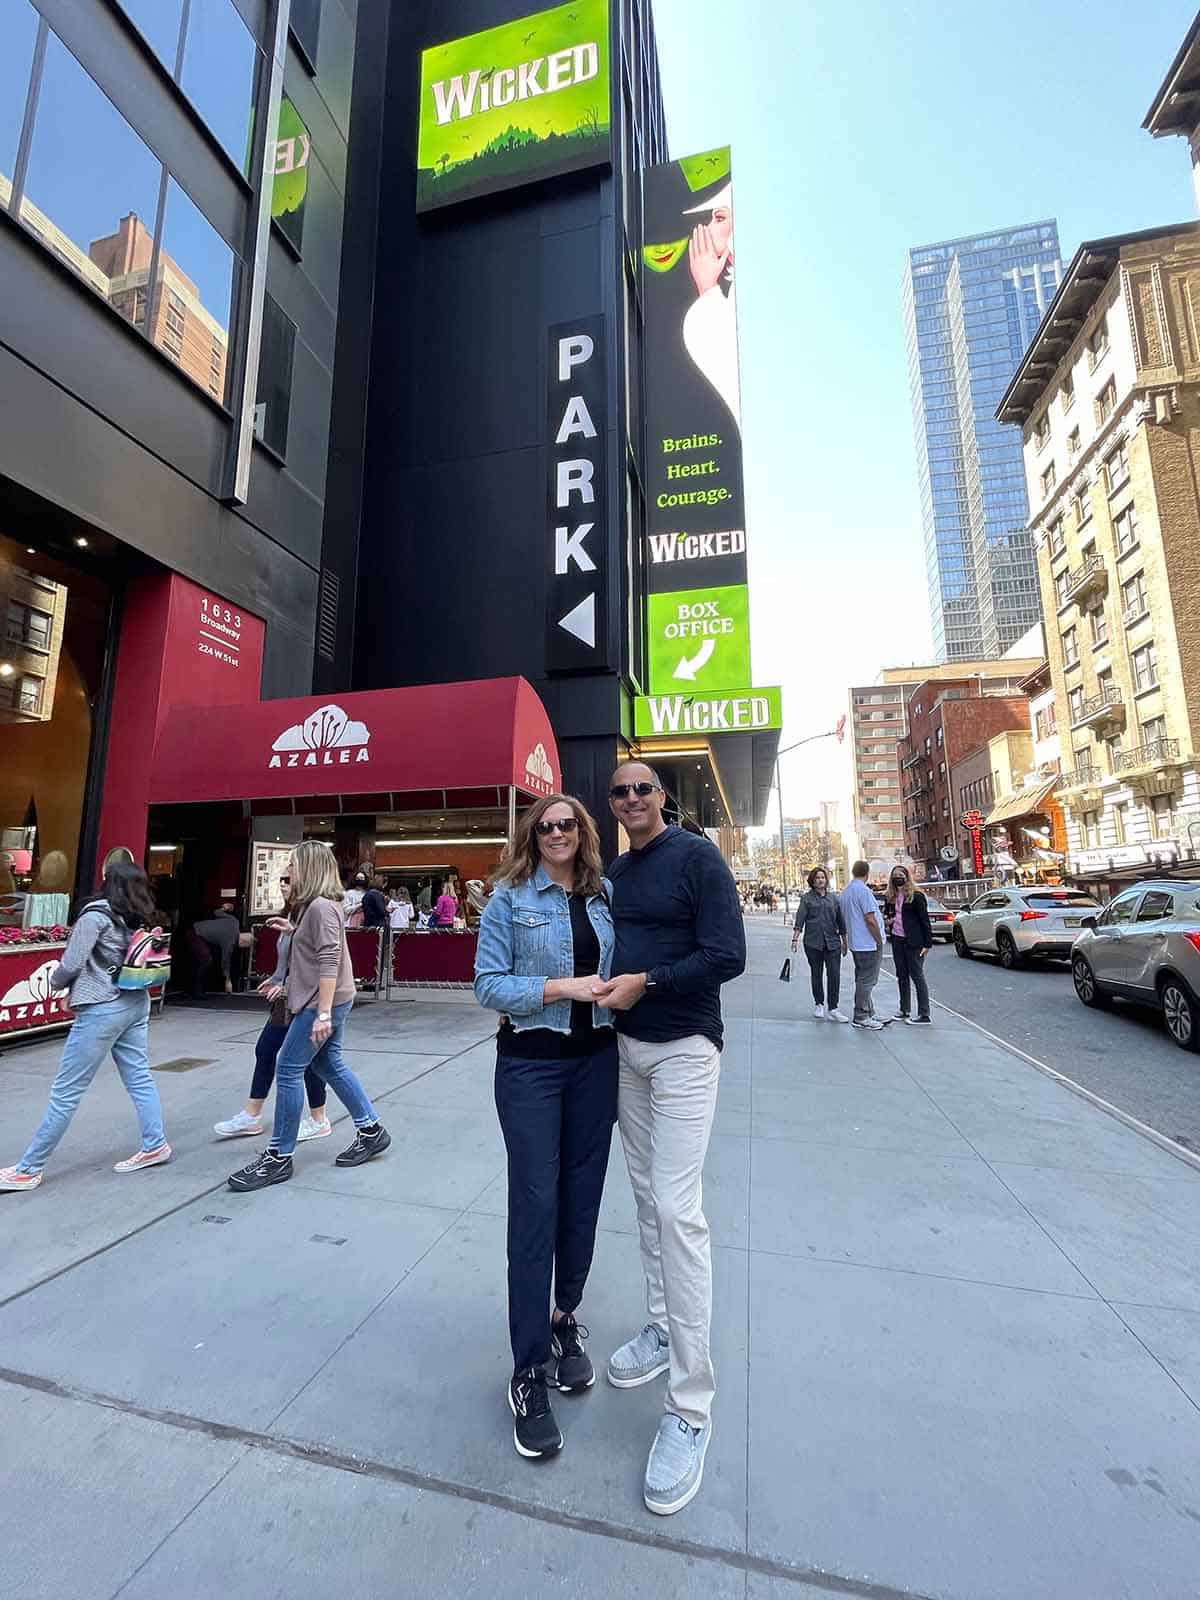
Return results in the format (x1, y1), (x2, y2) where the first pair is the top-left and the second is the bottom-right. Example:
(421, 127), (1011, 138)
(774, 728), (840, 914)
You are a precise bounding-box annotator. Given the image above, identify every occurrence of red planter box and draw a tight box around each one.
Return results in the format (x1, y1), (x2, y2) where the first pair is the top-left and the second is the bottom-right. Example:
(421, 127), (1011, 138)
(0, 944), (74, 1038)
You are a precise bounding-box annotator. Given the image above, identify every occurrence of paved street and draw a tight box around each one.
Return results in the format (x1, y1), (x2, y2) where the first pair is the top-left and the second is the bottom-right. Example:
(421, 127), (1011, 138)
(3, 917), (1200, 1600)
(890, 937), (1200, 1156)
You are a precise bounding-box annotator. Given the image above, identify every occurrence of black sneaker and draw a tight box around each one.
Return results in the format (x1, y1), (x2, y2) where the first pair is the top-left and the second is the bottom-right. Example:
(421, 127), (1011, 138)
(228, 1150), (293, 1192)
(335, 1124), (391, 1167)
(550, 1315), (594, 1392)
(508, 1367), (563, 1459)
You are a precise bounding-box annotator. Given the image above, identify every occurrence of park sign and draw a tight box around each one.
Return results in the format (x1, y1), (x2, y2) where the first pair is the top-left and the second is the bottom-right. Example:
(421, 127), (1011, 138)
(416, 1), (611, 212)
(634, 687), (782, 738)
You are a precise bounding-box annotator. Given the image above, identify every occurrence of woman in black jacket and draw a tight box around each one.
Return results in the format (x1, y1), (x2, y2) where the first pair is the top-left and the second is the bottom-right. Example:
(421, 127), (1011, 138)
(790, 868), (848, 1021)
(883, 867), (933, 1024)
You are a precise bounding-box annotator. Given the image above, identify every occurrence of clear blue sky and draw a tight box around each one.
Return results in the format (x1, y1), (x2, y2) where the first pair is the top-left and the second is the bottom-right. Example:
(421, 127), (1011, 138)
(651, 0), (1198, 834)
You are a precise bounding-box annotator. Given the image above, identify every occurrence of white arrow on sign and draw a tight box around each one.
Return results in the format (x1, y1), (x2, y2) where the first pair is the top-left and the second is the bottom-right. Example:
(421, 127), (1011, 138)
(673, 638), (715, 680)
(557, 593), (595, 648)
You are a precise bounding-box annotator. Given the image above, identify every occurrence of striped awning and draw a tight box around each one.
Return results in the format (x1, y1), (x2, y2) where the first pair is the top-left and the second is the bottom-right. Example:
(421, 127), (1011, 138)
(985, 778), (1059, 828)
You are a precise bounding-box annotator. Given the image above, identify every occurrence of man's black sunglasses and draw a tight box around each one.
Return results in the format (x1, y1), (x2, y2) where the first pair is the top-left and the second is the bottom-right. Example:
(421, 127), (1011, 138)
(535, 816), (579, 835)
(610, 781), (660, 799)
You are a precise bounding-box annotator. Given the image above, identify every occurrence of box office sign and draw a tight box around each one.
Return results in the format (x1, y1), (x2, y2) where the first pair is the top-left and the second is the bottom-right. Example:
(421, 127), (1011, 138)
(416, 0), (611, 213)
(634, 686), (782, 738)
(641, 146), (747, 595)
(546, 315), (611, 672)
(646, 584), (750, 694)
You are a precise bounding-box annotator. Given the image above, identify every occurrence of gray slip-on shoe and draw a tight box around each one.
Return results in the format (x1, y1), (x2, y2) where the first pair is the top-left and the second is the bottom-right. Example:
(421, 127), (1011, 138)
(644, 1413), (712, 1515)
(607, 1322), (669, 1388)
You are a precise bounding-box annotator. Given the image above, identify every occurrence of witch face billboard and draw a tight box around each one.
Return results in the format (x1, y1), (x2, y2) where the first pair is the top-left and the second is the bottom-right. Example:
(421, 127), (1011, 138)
(417, 0), (611, 213)
(641, 146), (746, 598)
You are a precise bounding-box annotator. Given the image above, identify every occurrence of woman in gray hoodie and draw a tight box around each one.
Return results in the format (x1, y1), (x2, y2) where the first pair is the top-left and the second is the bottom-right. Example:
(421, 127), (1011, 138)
(790, 867), (849, 1023)
(0, 860), (170, 1192)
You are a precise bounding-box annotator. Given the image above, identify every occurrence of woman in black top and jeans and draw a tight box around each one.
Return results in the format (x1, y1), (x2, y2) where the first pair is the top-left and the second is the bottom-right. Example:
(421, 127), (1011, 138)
(884, 866), (934, 1024)
(474, 793), (616, 1461)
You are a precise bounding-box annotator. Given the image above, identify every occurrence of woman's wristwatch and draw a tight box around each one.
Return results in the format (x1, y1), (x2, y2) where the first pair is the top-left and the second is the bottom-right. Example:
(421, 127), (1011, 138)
(317, 1011), (332, 1023)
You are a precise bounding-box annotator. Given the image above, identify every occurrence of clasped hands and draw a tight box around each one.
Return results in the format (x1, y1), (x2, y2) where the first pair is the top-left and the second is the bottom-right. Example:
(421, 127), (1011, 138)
(552, 972), (648, 1011)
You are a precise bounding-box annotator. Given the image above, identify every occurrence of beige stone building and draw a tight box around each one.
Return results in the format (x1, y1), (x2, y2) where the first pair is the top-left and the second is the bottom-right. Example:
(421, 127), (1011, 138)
(998, 224), (1200, 886)
(0, 559), (67, 725)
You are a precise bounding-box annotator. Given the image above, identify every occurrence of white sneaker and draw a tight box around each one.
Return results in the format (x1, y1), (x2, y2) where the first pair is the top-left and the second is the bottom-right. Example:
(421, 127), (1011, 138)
(114, 1144), (172, 1173)
(214, 1110), (264, 1140)
(0, 1165), (43, 1192)
(851, 1017), (885, 1031)
(297, 1115), (332, 1142)
(813, 1003), (825, 1021)
(828, 1008), (850, 1024)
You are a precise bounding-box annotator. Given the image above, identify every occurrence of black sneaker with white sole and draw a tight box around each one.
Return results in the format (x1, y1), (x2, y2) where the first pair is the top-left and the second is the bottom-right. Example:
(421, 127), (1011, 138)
(550, 1315), (594, 1392)
(228, 1150), (293, 1192)
(334, 1123), (391, 1167)
(508, 1367), (563, 1458)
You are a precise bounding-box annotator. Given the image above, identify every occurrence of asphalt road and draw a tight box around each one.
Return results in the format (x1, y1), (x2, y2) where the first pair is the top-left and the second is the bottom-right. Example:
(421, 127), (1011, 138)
(892, 937), (1200, 1154)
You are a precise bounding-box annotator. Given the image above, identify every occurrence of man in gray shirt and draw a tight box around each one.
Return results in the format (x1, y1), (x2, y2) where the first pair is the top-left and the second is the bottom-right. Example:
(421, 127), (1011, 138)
(840, 861), (886, 1031)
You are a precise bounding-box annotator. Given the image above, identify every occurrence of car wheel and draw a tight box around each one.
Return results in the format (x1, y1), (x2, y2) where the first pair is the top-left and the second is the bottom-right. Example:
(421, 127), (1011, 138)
(1160, 979), (1200, 1052)
(1072, 956), (1109, 1009)
(953, 926), (971, 959)
(996, 931), (1022, 970)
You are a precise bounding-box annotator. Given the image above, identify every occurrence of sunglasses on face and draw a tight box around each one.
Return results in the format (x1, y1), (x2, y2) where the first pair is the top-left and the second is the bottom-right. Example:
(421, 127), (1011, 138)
(279, 875), (291, 885)
(610, 782), (660, 800)
(535, 817), (579, 836)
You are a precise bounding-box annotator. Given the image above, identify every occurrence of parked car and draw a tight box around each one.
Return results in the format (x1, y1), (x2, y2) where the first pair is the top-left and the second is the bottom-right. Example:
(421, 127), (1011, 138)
(925, 896), (956, 943)
(953, 886), (1102, 967)
(1071, 879), (1200, 1051)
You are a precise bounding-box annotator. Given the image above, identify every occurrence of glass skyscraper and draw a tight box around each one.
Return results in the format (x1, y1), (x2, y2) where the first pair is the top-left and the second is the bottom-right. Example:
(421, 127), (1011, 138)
(903, 221), (1063, 660)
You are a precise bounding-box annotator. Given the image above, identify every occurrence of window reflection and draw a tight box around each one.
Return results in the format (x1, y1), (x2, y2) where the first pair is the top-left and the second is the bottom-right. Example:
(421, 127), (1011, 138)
(255, 293), (296, 457)
(290, 0), (322, 66)
(0, 0), (40, 212)
(157, 179), (236, 403)
(115, 0), (185, 74)
(181, 0), (258, 171)
(20, 32), (162, 306)
(272, 97), (310, 252)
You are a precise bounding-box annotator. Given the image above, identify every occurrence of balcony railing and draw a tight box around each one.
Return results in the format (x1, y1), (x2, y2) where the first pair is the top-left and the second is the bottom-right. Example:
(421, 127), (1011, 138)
(1114, 738), (1181, 774)
(906, 813), (931, 829)
(1070, 684), (1124, 730)
(1060, 763), (1102, 790)
(1058, 553), (1107, 608)
(901, 751), (922, 769)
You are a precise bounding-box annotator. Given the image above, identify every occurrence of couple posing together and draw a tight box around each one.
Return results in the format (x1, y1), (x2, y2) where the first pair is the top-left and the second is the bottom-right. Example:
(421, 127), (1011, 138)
(474, 761), (745, 1516)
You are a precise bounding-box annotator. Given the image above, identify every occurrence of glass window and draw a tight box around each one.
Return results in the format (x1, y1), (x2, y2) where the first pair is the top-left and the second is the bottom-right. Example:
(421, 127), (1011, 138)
(0, 0), (40, 211)
(156, 178), (235, 403)
(117, 0), (186, 73)
(1141, 715), (1167, 746)
(1121, 571), (1147, 618)
(1114, 504), (1138, 552)
(1136, 891), (1173, 923)
(254, 295), (295, 457)
(1150, 794), (1175, 838)
(1106, 443), (1129, 493)
(1103, 892), (1139, 926)
(19, 31), (163, 309)
(1132, 641), (1158, 692)
(6, 598), (52, 649)
(290, 0), (322, 66)
(271, 97), (310, 253)
(1111, 802), (1127, 844)
(180, 0), (258, 171)
(1082, 810), (1100, 847)
(1089, 607), (1107, 647)
(1062, 627), (1078, 665)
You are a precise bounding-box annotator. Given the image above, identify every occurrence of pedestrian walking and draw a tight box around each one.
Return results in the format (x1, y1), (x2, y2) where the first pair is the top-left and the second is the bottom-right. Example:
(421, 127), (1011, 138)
(842, 859), (886, 1031)
(474, 793), (618, 1460)
(884, 866), (933, 1024)
(594, 761), (746, 1516)
(213, 873), (331, 1143)
(227, 840), (390, 1192)
(0, 860), (171, 1192)
(791, 867), (849, 1022)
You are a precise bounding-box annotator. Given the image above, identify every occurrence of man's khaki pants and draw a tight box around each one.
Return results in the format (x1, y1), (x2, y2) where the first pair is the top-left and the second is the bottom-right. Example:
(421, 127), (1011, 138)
(617, 1032), (720, 1429)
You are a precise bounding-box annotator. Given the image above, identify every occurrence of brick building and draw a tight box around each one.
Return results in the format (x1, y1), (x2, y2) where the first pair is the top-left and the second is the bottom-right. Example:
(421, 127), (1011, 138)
(997, 223), (1200, 886)
(898, 680), (1028, 874)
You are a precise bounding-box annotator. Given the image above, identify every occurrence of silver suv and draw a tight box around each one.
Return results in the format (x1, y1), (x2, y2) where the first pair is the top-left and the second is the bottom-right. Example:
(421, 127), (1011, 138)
(953, 887), (1102, 968)
(1071, 879), (1200, 1051)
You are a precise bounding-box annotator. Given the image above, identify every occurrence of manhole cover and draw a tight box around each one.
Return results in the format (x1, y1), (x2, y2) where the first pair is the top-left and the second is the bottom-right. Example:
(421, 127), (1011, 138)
(153, 1057), (218, 1073)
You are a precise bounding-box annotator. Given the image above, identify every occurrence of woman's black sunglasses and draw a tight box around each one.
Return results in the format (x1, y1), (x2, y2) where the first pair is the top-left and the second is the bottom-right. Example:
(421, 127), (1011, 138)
(535, 817), (579, 836)
(279, 875), (291, 885)
(610, 781), (659, 799)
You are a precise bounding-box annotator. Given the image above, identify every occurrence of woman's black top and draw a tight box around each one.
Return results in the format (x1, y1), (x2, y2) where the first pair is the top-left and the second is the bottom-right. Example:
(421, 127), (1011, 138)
(361, 888), (389, 929)
(498, 892), (609, 1059)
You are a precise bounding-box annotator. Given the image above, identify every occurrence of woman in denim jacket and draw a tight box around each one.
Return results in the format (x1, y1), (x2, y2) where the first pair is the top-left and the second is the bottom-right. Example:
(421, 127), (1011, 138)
(475, 792), (616, 1462)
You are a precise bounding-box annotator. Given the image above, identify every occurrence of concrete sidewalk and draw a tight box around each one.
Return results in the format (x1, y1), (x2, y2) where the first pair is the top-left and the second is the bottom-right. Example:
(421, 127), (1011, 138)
(2, 920), (1199, 1600)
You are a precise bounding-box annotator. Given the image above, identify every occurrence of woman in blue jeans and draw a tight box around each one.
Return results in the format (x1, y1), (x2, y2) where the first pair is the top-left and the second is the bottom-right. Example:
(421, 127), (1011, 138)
(0, 860), (170, 1193)
(475, 793), (617, 1461)
(227, 840), (390, 1193)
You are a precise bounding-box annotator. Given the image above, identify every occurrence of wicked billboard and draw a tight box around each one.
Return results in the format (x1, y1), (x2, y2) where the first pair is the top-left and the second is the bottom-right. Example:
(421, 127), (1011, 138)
(641, 146), (746, 595)
(416, 0), (611, 213)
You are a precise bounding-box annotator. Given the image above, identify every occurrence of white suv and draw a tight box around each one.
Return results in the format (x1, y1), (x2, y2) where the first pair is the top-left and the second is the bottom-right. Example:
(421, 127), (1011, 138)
(952, 887), (1102, 969)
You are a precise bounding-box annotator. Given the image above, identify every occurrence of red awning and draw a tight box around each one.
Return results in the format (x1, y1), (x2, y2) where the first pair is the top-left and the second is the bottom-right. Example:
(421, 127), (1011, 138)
(149, 677), (560, 808)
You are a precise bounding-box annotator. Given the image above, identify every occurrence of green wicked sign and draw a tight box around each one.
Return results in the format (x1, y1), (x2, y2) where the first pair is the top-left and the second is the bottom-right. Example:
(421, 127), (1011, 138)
(634, 686), (782, 738)
(416, 0), (610, 213)
(646, 584), (750, 693)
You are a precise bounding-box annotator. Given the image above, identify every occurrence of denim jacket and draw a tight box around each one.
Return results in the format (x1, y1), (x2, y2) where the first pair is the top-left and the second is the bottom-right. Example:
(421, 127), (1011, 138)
(474, 865), (614, 1034)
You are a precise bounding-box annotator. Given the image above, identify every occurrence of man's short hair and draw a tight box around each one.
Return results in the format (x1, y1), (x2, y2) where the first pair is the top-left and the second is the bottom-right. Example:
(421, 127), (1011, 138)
(610, 760), (662, 789)
(851, 860), (870, 879)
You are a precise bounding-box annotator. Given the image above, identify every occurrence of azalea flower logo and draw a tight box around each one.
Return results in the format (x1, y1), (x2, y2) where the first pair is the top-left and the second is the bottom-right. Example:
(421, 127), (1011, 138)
(272, 704), (370, 753)
(525, 742), (554, 786)
(1, 962), (65, 1006)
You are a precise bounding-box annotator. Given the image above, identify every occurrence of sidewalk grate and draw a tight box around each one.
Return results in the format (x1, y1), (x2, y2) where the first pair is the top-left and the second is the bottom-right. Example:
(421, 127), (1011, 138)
(152, 1056), (219, 1073)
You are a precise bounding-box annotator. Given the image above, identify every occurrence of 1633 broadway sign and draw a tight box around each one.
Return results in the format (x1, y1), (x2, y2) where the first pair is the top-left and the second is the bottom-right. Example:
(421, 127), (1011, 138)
(642, 147), (747, 595)
(546, 315), (610, 672)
